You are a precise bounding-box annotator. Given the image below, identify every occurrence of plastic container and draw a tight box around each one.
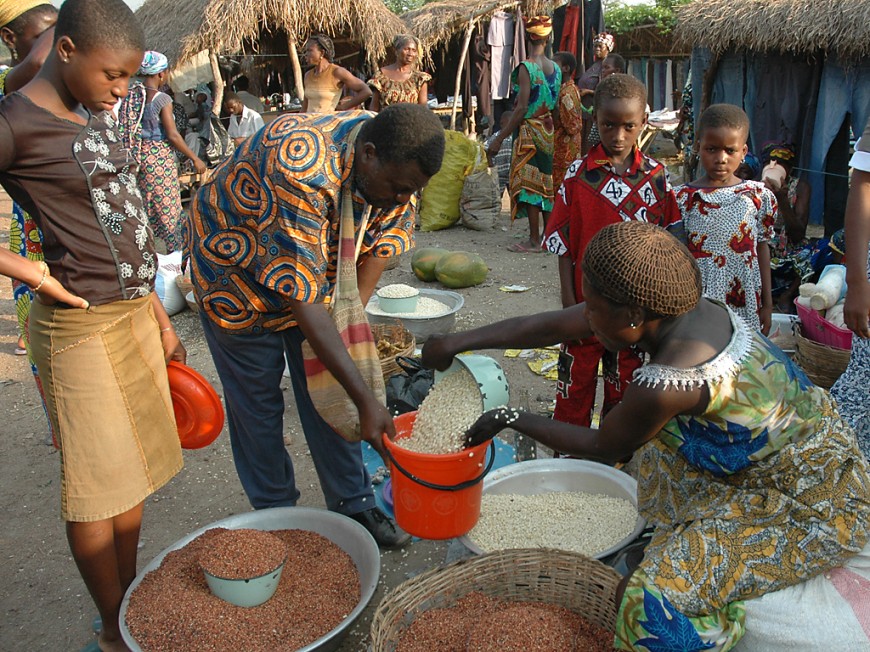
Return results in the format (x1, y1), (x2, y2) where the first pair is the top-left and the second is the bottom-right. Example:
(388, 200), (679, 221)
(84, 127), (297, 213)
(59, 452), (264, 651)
(366, 288), (464, 342)
(376, 288), (419, 314)
(794, 299), (853, 350)
(435, 354), (510, 411)
(382, 412), (495, 540)
(203, 557), (286, 607)
(459, 459), (645, 560)
(166, 361), (225, 449)
(121, 507), (381, 652)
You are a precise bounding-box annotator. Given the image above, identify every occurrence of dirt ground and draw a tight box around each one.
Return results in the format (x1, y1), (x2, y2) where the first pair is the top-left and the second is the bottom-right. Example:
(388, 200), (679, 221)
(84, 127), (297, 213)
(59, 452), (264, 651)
(0, 194), (580, 651)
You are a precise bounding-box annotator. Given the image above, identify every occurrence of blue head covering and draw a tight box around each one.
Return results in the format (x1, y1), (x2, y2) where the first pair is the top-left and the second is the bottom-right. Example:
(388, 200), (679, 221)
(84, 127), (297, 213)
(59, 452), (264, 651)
(139, 51), (168, 76)
(743, 151), (761, 179)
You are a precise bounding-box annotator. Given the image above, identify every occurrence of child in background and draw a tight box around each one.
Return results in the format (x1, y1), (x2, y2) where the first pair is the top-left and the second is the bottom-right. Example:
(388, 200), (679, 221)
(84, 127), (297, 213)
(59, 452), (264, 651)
(585, 53), (625, 151)
(0, 0), (184, 648)
(676, 104), (776, 333)
(484, 110), (513, 197)
(543, 74), (682, 430)
(552, 52), (583, 190)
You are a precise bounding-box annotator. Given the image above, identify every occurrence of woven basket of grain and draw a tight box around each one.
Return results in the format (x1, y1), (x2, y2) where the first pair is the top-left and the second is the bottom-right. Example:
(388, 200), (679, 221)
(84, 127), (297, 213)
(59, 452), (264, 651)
(369, 548), (621, 651)
(794, 325), (851, 389)
(372, 322), (416, 381)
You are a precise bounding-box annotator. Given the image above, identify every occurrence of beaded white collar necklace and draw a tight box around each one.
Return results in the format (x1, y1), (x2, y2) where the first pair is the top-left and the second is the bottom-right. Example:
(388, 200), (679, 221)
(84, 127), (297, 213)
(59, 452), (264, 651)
(633, 303), (754, 390)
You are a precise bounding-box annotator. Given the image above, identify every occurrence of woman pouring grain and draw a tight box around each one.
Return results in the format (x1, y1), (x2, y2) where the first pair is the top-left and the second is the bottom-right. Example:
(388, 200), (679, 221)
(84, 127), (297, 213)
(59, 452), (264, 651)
(422, 221), (870, 651)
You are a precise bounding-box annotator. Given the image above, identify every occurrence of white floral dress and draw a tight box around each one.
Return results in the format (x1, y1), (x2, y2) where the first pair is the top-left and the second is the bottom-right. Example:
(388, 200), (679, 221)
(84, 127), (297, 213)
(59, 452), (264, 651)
(676, 181), (776, 330)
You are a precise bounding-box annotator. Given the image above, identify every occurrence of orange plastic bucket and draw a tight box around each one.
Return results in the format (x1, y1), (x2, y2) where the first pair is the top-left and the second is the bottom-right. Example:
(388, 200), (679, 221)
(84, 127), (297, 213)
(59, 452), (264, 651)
(382, 411), (495, 540)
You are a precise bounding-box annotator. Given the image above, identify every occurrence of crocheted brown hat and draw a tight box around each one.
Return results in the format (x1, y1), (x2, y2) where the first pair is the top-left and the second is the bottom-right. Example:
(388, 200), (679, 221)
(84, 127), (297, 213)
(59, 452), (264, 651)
(581, 222), (701, 317)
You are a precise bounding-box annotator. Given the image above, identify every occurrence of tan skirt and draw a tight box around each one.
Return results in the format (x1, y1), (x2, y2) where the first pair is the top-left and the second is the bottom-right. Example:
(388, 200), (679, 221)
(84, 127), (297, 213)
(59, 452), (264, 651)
(28, 295), (183, 522)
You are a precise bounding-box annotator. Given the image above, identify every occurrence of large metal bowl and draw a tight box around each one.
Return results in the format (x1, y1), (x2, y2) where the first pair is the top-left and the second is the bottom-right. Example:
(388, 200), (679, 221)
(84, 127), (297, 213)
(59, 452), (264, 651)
(459, 459), (646, 559)
(120, 507), (380, 652)
(366, 288), (464, 342)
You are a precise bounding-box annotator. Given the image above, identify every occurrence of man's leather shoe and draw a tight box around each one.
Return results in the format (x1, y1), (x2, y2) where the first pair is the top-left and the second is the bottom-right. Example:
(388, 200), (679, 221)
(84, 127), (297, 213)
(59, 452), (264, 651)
(348, 507), (411, 548)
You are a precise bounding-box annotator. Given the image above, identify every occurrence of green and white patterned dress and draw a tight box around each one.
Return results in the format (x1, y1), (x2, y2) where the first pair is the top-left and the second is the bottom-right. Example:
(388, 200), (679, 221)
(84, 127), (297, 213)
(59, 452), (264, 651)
(615, 304), (870, 651)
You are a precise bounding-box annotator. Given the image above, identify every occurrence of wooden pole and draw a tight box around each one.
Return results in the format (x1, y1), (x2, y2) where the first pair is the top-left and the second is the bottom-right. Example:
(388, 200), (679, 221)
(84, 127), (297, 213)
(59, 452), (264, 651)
(450, 21), (475, 131)
(208, 50), (224, 116)
(287, 35), (305, 102)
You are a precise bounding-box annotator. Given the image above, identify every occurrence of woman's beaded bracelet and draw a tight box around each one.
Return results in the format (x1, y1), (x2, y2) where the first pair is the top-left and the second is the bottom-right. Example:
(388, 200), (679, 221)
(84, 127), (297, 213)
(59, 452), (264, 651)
(29, 262), (48, 293)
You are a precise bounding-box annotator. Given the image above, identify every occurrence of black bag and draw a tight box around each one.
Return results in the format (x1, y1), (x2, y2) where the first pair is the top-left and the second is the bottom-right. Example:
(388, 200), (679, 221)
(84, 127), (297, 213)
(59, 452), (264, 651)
(385, 357), (434, 416)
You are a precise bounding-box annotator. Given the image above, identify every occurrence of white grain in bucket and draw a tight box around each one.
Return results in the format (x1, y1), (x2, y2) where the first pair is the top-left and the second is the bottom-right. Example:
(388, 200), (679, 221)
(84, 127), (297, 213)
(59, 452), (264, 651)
(377, 284), (420, 299)
(397, 367), (483, 455)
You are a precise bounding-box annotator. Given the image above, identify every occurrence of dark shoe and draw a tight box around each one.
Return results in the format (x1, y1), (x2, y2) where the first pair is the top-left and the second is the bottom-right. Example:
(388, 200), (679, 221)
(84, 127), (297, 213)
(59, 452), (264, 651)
(348, 507), (411, 549)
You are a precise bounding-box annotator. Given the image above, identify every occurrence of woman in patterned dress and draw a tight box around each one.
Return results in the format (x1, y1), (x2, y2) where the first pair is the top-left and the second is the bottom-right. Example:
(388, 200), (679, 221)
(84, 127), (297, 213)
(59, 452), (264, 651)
(368, 34), (431, 112)
(1, 1), (56, 436)
(551, 51), (583, 191)
(136, 51), (206, 251)
(423, 221), (870, 651)
(486, 16), (561, 254)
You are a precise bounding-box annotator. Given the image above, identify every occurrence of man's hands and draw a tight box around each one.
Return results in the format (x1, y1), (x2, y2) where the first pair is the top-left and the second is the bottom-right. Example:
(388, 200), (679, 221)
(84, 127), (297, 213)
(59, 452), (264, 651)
(359, 398), (395, 459)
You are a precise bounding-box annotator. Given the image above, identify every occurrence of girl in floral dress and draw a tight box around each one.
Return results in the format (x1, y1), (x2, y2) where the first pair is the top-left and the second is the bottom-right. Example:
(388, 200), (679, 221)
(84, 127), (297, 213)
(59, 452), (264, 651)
(676, 104), (776, 333)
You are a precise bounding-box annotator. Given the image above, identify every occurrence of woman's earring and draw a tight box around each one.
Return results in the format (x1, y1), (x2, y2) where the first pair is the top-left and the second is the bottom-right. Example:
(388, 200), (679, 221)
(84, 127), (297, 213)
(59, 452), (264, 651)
(630, 322), (637, 329)
(10, 47), (17, 61)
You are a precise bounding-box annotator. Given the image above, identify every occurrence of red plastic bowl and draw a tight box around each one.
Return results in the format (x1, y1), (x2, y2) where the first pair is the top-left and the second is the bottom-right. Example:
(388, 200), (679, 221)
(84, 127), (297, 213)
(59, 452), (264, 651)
(166, 361), (224, 449)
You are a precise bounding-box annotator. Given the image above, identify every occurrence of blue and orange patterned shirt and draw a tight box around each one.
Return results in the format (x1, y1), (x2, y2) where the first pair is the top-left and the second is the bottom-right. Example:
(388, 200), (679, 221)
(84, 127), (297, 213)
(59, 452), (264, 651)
(188, 111), (415, 333)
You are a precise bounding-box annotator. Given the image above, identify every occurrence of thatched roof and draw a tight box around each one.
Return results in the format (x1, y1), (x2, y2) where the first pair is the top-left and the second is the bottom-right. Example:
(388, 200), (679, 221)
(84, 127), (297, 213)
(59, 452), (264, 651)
(676, 0), (870, 59)
(136, 0), (209, 65)
(403, 0), (556, 55)
(136, 0), (407, 68)
(613, 23), (689, 58)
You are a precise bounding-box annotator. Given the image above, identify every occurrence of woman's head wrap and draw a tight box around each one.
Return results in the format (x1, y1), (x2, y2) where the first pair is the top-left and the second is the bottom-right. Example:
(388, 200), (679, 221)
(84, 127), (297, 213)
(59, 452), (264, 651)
(761, 141), (797, 166)
(593, 31), (616, 53)
(0, 0), (47, 29)
(582, 222), (701, 317)
(307, 33), (335, 62)
(742, 151), (761, 178)
(525, 16), (552, 41)
(138, 51), (168, 76)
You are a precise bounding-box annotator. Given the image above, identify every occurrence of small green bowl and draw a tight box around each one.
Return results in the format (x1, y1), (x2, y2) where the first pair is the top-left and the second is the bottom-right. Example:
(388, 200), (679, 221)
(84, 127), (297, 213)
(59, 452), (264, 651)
(435, 354), (510, 411)
(202, 557), (286, 608)
(377, 292), (419, 314)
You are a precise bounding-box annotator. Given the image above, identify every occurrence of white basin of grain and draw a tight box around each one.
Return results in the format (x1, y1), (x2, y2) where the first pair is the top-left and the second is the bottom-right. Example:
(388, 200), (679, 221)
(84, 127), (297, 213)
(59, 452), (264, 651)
(459, 459), (645, 560)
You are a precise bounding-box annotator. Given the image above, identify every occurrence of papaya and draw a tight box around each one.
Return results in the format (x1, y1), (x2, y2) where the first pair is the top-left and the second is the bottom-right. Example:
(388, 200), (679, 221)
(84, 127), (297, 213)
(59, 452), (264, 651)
(411, 247), (450, 282)
(434, 251), (488, 289)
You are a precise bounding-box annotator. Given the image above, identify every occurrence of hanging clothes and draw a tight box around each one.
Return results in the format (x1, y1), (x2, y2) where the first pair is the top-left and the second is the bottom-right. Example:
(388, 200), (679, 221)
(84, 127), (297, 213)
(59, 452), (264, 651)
(471, 29), (492, 129)
(808, 53), (870, 223)
(489, 11), (515, 100)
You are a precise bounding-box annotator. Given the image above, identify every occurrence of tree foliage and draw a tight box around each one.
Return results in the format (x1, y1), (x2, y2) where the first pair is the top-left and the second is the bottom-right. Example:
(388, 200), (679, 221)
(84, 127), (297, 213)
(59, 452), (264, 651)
(605, 0), (691, 36)
(383, 0), (426, 14)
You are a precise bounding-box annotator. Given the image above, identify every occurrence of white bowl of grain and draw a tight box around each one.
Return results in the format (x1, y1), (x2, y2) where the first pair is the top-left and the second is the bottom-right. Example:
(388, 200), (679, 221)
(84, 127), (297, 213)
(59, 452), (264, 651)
(366, 287), (464, 342)
(376, 283), (420, 314)
(460, 459), (645, 560)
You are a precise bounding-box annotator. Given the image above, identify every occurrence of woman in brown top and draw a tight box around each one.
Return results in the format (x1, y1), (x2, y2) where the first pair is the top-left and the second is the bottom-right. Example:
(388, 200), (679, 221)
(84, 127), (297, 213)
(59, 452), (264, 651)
(368, 33), (431, 112)
(301, 33), (371, 113)
(0, 1), (184, 648)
